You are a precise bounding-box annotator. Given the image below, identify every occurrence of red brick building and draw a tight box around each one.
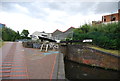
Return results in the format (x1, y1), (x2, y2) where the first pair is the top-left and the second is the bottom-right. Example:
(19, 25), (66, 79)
(102, 9), (120, 24)
(119, 9), (120, 21)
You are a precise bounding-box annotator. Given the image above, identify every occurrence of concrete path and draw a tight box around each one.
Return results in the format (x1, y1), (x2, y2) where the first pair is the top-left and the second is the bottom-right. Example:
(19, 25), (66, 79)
(0, 42), (14, 61)
(1, 42), (29, 80)
(0, 42), (65, 80)
(24, 48), (58, 79)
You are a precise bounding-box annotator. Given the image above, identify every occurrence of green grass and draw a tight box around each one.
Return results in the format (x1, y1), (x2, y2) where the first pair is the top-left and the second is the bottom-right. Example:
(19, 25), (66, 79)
(88, 45), (119, 56)
(0, 41), (4, 48)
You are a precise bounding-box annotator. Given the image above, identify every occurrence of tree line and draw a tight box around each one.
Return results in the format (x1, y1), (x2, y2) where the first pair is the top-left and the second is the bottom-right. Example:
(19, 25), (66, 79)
(1, 26), (30, 41)
(73, 22), (120, 50)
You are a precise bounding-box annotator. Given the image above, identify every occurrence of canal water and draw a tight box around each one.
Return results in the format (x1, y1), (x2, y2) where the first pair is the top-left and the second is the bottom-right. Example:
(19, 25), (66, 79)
(64, 59), (119, 80)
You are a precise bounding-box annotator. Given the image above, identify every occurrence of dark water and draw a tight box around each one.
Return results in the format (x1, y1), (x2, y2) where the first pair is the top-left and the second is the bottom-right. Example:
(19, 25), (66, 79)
(64, 59), (119, 80)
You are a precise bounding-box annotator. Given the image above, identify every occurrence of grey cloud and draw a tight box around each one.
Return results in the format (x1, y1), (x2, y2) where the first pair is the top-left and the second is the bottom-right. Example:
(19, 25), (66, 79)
(21, 2), (49, 19)
(1, 2), (17, 12)
(46, 2), (118, 15)
(1, 1), (118, 19)
(46, 2), (97, 15)
(1, 2), (49, 19)
(50, 2), (118, 15)
(12, 2), (97, 15)
(94, 2), (118, 14)
(117, 1), (119, 9)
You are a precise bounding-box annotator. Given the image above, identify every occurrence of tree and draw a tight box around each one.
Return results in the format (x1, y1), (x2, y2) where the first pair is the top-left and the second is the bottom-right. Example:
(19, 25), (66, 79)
(21, 29), (29, 37)
(80, 24), (90, 33)
(14, 31), (21, 40)
(2, 27), (17, 41)
(73, 22), (120, 50)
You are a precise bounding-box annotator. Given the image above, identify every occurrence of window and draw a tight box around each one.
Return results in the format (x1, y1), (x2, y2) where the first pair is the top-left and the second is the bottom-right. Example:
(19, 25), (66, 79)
(112, 17), (116, 21)
(111, 16), (116, 21)
(104, 18), (106, 22)
(103, 16), (106, 22)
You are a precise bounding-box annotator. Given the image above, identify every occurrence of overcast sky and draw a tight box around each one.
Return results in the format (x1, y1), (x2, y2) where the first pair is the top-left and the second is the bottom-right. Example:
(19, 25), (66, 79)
(0, 0), (119, 35)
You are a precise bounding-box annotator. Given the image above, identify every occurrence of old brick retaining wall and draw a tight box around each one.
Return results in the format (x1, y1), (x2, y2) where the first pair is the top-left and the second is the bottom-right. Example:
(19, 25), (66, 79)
(59, 44), (120, 71)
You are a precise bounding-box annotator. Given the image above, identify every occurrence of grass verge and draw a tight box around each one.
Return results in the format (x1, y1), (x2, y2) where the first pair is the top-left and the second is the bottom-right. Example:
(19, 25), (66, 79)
(88, 45), (119, 56)
(0, 41), (4, 48)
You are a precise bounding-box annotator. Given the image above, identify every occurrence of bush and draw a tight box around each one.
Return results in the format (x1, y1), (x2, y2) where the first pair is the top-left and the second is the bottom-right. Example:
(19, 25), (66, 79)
(73, 22), (120, 50)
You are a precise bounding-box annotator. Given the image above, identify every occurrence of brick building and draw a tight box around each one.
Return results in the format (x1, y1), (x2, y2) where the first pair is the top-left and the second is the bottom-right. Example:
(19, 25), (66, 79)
(102, 9), (120, 24)
(118, 9), (120, 21)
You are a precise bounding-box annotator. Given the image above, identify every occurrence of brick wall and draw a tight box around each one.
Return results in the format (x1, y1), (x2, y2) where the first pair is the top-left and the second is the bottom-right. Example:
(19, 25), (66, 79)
(118, 9), (120, 21)
(102, 13), (119, 23)
(59, 44), (119, 71)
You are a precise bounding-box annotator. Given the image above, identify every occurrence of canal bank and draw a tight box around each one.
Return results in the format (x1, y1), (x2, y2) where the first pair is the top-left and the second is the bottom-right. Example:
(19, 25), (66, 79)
(59, 44), (119, 71)
(59, 44), (119, 79)
(52, 52), (65, 79)
(64, 59), (119, 79)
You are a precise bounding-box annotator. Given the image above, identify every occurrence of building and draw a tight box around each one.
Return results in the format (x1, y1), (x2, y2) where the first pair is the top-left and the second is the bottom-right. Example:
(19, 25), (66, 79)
(119, 9), (120, 21)
(0, 23), (5, 40)
(117, 1), (120, 21)
(92, 21), (102, 26)
(0, 23), (5, 28)
(92, 9), (120, 25)
(31, 27), (75, 41)
(30, 31), (52, 41)
(52, 27), (75, 40)
(52, 29), (63, 40)
(102, 9), (120, 24)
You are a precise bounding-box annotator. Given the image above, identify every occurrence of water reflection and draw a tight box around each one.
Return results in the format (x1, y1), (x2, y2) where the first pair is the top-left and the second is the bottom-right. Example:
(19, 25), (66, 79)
(65, 59), (119, 80)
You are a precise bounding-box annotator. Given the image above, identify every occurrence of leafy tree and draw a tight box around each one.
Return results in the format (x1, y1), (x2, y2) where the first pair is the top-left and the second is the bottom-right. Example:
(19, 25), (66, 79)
(2, 27), (17, 41)
(21, 29), (29, 37)
(73, 22), (120, 50)
(14, 31), (21, 40)
(2, 27), (31, 41)
(80, 24), (91, 33)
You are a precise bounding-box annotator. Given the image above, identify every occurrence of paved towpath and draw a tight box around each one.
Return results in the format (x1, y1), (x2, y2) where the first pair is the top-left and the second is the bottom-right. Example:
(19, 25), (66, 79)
(24, 48), (58, 79)
(0, 42), (63, 80)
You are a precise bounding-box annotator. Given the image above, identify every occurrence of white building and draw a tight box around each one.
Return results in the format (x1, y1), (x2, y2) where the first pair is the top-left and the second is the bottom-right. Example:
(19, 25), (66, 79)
(30, 31), (52, 41)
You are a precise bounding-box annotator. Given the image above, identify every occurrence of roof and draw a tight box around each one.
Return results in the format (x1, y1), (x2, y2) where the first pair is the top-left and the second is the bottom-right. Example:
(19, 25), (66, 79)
(52, 29), (63, 34)
(102, 13), (118, 17)
(63, 27), (75, 33)
(52, 26), (75, 34)
(38, 36), (56, 42)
